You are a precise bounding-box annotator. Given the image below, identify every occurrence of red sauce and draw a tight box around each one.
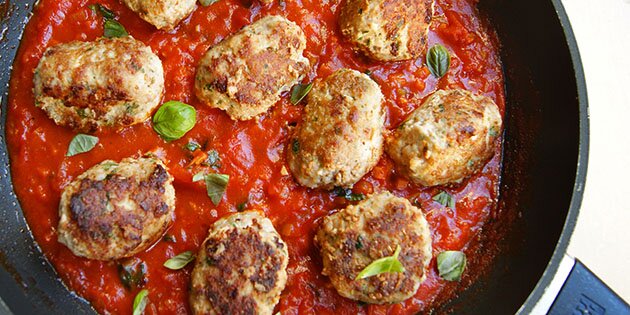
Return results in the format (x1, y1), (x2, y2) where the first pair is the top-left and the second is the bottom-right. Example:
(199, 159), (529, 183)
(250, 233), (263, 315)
(6, 0), (505, 314)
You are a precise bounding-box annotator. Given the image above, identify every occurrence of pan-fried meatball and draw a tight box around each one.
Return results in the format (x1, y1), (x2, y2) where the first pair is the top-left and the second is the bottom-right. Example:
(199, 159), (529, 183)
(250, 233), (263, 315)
(387, 89), (503, 186)
(287, 69), (384, 189)
(339, 0), (434, 61)
(195, 15), (310, 120)
(33, 37), (164, 133)
(189, 211), (288, 315)
(315, 191), (432, 304)
(122, 0), (196, 30)
(57, 157), (175, 261)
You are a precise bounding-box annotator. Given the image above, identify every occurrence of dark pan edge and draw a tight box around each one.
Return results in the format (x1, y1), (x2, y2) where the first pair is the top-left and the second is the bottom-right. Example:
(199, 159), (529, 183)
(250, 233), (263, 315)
(518, 0), (590, 313)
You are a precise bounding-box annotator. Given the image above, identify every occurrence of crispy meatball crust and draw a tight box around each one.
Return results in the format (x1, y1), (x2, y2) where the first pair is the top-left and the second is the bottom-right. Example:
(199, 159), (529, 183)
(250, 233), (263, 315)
(33, 37), (164, 133)
(315, 191), (432, 304)
(122, 0), (196, 30)
(386, 89), (503, 186)
(195, 15), (310, 121)
(57, 157), (175, 261)
(339, 0), (435, 61)
(287, 68), (385, 189)
(189, 211), (289, 315)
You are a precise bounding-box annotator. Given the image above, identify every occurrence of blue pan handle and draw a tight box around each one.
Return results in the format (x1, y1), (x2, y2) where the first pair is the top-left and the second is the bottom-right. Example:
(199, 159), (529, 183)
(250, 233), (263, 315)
(548, 260), (629, 314)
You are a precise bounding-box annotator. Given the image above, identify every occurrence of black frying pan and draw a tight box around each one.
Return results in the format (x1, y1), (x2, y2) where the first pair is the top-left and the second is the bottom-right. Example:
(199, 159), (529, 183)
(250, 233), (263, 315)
(0, 0), (623, 314)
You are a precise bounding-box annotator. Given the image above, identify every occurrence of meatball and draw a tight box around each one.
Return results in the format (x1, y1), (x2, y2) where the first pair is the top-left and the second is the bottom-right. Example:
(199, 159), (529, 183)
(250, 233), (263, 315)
(189, 211), (289, 315)
(33, 37), (164, 133)
(195, 15), (310, 121)
(386, 89), (503, 186)
(339, 0), (434, 61)
(57, 157), (175, 261)
(121, 0), (196, 30)
(287, 69), (384, 189)
(315, 191), (432, 304)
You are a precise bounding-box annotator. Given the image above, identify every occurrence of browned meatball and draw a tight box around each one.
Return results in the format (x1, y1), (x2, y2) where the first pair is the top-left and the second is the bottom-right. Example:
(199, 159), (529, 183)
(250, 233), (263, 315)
(122, 0), (196, 30)
(195, 15), (310, 120)
(189, 211), (289, 315)
(33, 37), (164, 133)
(315, 191), (432, 304)
(339, 0), (435, 61)
(287, 68), (385, 189)
(57, 157), (175, 261)
(387, 89), (503, 186)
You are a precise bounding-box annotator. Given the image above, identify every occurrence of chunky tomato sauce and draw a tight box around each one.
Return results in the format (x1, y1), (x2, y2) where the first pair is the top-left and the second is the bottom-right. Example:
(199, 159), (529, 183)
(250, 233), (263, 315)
(7, 0), (505, 314)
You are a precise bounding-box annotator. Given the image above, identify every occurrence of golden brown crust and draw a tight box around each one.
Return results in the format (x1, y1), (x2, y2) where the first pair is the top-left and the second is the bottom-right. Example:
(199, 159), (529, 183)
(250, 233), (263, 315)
(314, 191), (432, 304)
(195, 15), (310, 121)
(339, 0), (434, 61)
(190, 211), (288, 315)
(287, 68), (384, 189)
(33, 37), (164, 133)
(386, 89), (503, 186)
(122, 0), (197, 30)
(57, 157), (175, 261)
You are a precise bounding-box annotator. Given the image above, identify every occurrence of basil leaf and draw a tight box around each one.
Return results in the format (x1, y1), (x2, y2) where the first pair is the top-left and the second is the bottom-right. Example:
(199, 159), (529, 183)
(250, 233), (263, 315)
(153, 101), (197, 141)
(433, 190), (455, 209)
(162, 234), (176, 242)
(192, 172), (205, 182)
(104, 19), (128, 38)
(89, 4), (116, 20)
(205, 173), (229, 205)
(290, 82), (313, 105)
(205, 150), (221, 169)
(164, 251), (195, 270)
(426, 44), (451, 78)
(437, 250), (466, 281)
(199, 0), (220, 6)
(332, 186), (365, 201)
(132, 289), (149, 315)
(355, 245), (405, 280)
(66, 134), (98, 157)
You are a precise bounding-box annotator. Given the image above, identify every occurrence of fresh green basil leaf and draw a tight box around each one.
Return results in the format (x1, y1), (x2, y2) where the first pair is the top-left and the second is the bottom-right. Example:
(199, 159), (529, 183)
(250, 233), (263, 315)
(104, 19), (128, 38)
(426, 44), (451, 78)
(355, 245), (405, 280)
(192, 172), (205, 182)
(66, 134), (99, 157)
(290, 82), (313, 105)
(153, 101), (197, 141)
(132, 289), (149, 315)
(437, 250), (466, 281)
(164, 251), (195, 270)
(205, 173), (229, 205)
(199, 0), (220, 6)
(433, 190), (455, 209)
(89, 3), (116, 19)
(185, 140), (201, 151)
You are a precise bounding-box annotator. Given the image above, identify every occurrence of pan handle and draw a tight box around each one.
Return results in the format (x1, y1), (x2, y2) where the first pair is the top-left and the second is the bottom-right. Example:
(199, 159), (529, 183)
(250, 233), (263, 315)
(547, 259), (629, 314)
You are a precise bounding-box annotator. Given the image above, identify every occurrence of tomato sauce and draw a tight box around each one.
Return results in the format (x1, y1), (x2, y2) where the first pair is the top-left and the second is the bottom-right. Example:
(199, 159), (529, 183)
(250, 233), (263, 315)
(6, 0), (505, 314)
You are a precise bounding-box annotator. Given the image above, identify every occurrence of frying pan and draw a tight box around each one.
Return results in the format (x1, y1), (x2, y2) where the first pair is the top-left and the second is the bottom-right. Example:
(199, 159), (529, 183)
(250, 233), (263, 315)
(0, 0), (623, 314)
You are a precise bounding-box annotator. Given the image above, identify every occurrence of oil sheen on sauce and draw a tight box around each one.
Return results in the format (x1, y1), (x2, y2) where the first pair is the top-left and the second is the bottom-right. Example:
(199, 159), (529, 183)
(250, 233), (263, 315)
(6, 0), (505, 314)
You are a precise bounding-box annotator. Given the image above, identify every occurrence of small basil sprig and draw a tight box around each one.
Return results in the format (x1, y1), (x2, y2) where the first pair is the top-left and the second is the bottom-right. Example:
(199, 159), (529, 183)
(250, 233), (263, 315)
(433, 190), (455, 209)
(89, 3), (128, 38)
(426, 44), (451, 78)
(153, 101), (197, 141)
(164, 251), (195, 270)
(290, 82), (313, 105)
(104, 20), (128, 38)
(132, 289), (149, 315)
(355, 245), (405, 280)
(437, 250), (466, 281)
(66, 134), (98, 157)
(205, 174), (229, 205)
